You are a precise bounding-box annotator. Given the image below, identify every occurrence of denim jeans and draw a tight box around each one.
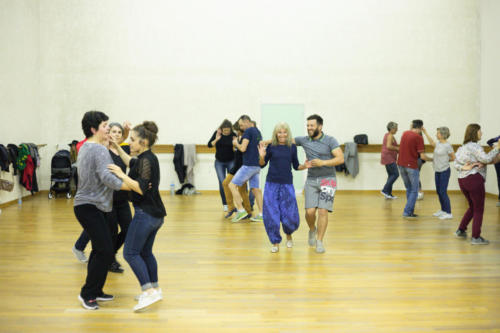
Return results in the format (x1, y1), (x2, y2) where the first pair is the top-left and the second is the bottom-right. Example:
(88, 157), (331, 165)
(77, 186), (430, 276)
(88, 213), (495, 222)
(435, 168), (451, 214)
(124, 207), (164, 290)
(215, 160), (234, 205)
(399, 166), (420, 216)
(382, 163), (399, 196)
(495, 162), (500, 200)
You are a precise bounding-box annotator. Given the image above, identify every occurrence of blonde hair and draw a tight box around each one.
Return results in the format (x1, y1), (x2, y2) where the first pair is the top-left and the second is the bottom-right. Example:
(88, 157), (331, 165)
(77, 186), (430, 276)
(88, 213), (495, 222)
(271, 122), (293, 146)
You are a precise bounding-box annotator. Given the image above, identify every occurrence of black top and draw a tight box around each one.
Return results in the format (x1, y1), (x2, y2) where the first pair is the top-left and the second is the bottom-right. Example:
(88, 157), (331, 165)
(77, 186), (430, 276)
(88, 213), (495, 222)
(109, 145), (130, 203)
(207, 131), (236, 162)
(229, 136), (243, 175)
(128, 150), (166, 218)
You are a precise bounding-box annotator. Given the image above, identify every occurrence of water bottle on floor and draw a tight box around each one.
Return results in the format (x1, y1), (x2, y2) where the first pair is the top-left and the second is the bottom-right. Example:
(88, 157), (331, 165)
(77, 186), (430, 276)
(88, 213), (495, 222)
(170, 182), (175, 195)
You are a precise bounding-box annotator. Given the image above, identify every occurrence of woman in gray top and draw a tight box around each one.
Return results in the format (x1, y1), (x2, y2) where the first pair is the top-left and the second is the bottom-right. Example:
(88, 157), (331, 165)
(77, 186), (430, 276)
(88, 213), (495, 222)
(423, 127), (455, 220)
(73, 111), (129, 310)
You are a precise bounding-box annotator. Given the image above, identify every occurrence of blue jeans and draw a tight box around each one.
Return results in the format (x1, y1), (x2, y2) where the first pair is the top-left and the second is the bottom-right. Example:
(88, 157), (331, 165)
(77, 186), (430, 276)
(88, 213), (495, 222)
(215, 160), (234, 205)
(382, 163), (399, 196)
(435, 168), (451, 214)
(124, 207), (164, 290)
(495, 162), (500, 200)
(399, 166), (420, 216)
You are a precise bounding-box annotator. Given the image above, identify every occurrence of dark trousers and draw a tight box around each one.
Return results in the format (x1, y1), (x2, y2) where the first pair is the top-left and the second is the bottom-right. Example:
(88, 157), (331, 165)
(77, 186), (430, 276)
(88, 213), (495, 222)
(382, 163), (399, 196)
(106, 200), (132, 255)
(435, 168), (451, 213)
(74, 204), (114, 300)
(458, 173), (485, 238)
(75, 201), (132, 259)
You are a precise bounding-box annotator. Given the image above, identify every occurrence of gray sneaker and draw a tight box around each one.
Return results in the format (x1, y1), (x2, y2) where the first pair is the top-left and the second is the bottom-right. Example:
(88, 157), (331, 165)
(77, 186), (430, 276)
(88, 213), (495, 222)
(308, 228), (317, 246)
(455, 229), (467, 238)
(315, 240), (325, 253)
(72, 246), (88, 263)
(471, 237), (489, 245)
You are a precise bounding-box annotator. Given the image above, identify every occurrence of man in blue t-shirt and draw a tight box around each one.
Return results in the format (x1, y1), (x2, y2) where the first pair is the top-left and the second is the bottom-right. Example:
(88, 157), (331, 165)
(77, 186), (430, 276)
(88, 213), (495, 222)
(229, 115), (264, 222)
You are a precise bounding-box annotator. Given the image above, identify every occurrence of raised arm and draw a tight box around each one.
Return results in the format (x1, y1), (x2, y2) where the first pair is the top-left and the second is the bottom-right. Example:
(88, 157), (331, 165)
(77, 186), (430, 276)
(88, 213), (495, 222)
(111, 140), (132, 166)
(422, 128), (435, 147)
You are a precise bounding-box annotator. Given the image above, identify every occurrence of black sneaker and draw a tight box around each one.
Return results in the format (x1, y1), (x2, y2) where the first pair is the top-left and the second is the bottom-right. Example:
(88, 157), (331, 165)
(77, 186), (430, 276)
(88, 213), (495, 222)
(455, 229), (467, 238)
(224, 208), (237, 219)
(78, 295), (99, 310)
(96, 293), (114, 301)
(109, 261), (124, 273)
(403, 213), (418, 219)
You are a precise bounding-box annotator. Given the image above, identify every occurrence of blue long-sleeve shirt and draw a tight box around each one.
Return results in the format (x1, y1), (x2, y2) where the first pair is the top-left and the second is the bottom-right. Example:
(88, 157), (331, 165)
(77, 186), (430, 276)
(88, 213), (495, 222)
(263, 144), (300, 184)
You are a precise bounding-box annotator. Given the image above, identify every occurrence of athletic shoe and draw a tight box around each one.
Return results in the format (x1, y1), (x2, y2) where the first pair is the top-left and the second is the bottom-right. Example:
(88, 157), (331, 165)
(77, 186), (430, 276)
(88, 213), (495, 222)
(72, 246), (88, 263)
(270, 245), (279, 253)
(135, 288), (162, 301)
(315, 240), (325, 253)
(133, 290), (162, 312)
(250, 215), (263, 222)
(96, 293), (114, 301)
(387, 194), (398, 199)
(223, 205), (228, 212)
(433, 210), (445, 217)
(471, 237), (489, 245)
(224, 208), (237, 219)
(403, 213), (418, 220)
(308, 228), (317, 246)
(455, 229), (467, 238)
(109, 261), (124, 273)
(497, 201), (500, 207)
(417, 192), (424, 200)
(286, 240), (293, 248)
(241, 214), (252, 220)
(439, 213), (453, 220)
(380, 191), (391, 199)
(78, 295), (99, 310)
(231, 211), (248, 223)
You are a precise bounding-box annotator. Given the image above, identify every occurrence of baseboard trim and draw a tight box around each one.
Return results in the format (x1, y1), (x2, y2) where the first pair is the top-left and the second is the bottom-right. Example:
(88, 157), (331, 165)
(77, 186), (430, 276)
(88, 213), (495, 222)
(0, 190), (48, 209)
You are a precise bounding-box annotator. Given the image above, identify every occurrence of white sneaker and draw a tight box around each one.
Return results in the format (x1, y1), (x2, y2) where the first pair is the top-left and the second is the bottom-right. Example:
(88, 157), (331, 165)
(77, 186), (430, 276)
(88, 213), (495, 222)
(439, 213), (453, 220)
(388, 195), (398, 199)
(381, 191), (390, 199)
(308, 228), (317, 246)
(286, 240), (293, 248)
(417, 192), (424, 200)
(433, 210), (445, 217)
(133, 290), (162, 312)
(72, 246), (88, 263)
(135, 288), (163, 301)
(270, 245), (279, 253)
(223, 205), (228, 212)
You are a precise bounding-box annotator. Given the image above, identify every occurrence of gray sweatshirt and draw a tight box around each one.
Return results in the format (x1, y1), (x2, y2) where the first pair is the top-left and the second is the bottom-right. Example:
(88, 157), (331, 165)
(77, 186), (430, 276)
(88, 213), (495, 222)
(74, 142), (123, 212)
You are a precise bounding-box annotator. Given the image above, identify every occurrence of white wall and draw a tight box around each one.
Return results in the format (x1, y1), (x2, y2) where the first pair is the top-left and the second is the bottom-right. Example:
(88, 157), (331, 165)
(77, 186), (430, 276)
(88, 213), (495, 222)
(0, 0), (42, 204)
(1, 0), (489, 204)
(480, 0), (500, 197)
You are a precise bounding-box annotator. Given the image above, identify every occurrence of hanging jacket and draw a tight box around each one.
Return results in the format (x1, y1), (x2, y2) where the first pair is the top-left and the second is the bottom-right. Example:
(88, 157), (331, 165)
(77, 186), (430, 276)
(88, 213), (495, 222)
(7, 144), (19, 175)
(344, 142), (359, 178)
(0, 144), (9, 172)
(173, 144), (186, 184)
(21, 155), (34, 191)
(17, 144), (30, 171)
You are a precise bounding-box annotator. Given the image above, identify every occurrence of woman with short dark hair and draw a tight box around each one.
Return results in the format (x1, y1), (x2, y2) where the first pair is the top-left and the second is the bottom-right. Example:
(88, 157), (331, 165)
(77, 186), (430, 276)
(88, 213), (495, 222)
(74, 111), (129, 310)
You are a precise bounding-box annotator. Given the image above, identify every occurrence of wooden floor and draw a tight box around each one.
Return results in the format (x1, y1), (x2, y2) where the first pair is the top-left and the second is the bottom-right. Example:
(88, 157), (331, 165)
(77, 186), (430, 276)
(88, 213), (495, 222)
(0, 192), (499, 332)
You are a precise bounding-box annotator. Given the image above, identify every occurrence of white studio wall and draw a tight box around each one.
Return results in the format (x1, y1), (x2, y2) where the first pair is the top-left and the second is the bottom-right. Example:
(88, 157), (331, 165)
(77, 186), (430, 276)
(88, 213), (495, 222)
(480, 0), (500, 198)
(2, 0), (498, 204)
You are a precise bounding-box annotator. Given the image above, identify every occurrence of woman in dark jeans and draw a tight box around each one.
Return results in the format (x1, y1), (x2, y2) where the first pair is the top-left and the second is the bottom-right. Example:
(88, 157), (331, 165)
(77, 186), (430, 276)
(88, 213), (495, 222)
(73, 111), (129, 310)
(380, 121), (399, 199)
(108, 121), (166, 312)
(208, 119), (236, 212)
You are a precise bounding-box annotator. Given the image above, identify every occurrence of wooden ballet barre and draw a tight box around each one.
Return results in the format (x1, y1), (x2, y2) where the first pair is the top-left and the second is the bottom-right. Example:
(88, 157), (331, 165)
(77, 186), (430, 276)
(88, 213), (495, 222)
(151, 144), (493, 154)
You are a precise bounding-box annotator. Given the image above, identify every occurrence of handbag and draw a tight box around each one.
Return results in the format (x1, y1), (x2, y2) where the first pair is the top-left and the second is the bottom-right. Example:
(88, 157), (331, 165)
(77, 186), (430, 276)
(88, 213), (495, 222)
(354, 134), (368, 145)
